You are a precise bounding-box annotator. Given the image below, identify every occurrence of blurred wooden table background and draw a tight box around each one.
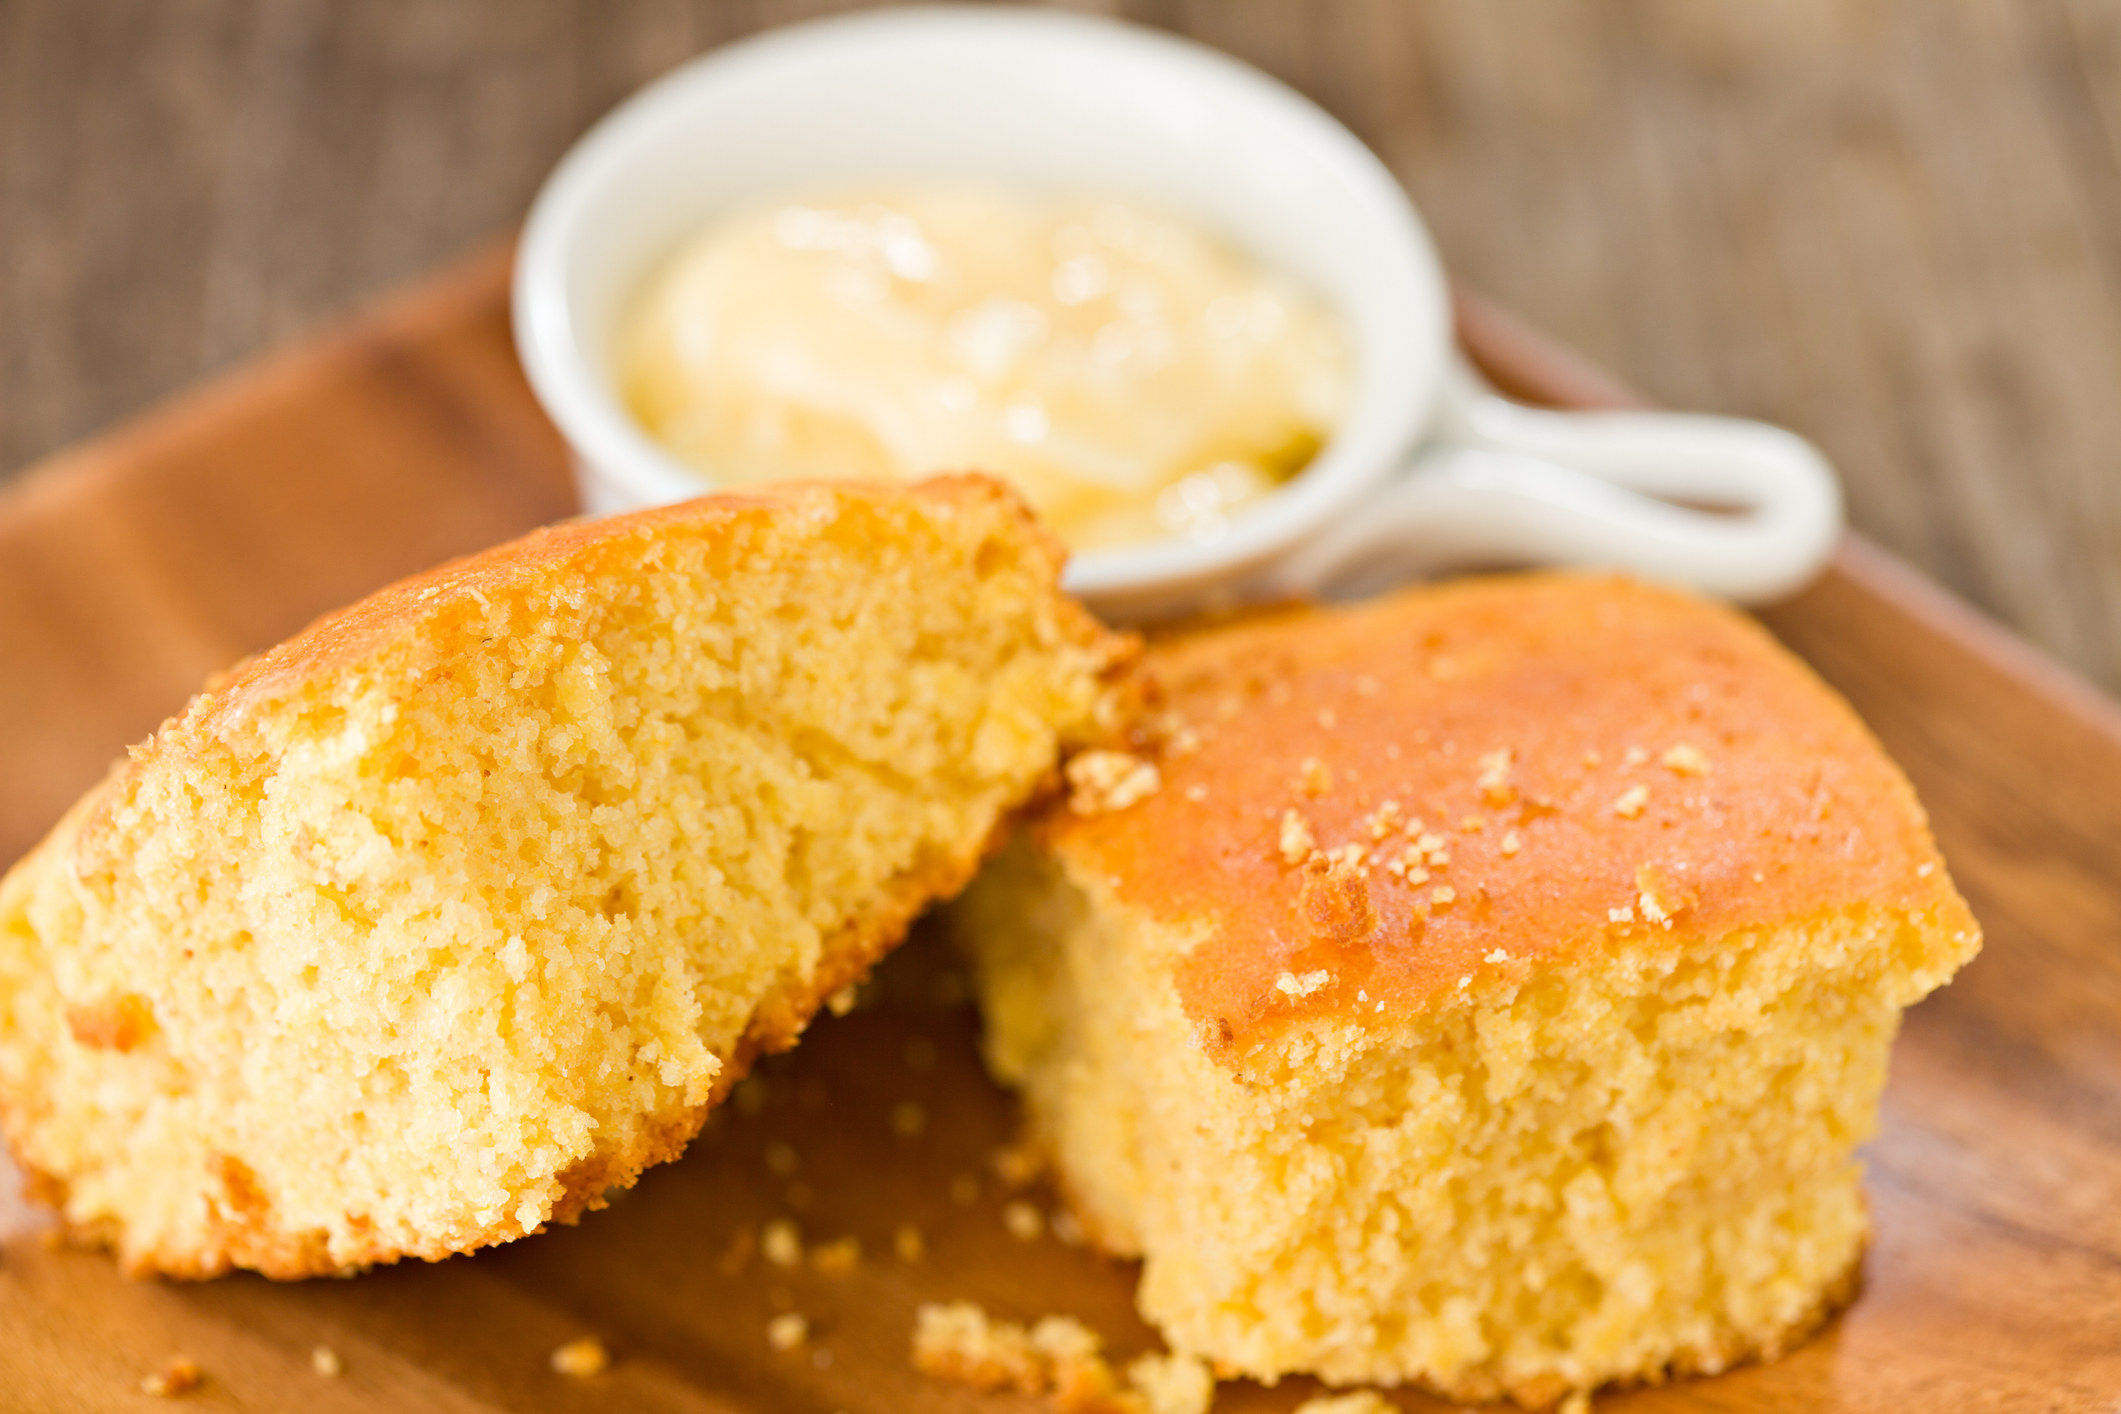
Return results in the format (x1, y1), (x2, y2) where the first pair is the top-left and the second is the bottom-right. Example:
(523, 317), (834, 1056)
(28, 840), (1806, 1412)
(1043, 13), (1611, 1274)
(5, 0), (2121, 691)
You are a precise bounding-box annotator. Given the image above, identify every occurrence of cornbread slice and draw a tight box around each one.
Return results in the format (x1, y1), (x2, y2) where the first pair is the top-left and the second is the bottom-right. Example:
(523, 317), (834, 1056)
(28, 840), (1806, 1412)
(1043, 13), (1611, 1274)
(952, 574), (1979, 1406)
(0, 475), (1129, 1278)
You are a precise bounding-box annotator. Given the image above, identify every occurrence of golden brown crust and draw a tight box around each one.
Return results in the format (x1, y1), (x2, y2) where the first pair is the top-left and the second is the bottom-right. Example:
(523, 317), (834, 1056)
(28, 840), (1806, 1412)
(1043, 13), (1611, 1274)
(77, 475), (1080, 863)
(1043, 574), (1979, 1061)
(232, 475), (1066, 724)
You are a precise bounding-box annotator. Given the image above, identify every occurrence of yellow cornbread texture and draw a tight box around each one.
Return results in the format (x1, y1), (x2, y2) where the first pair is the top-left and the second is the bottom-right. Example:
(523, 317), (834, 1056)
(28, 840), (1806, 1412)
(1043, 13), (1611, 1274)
(952, 574), (1980, 1407)
(0, 476), (1128, 1279)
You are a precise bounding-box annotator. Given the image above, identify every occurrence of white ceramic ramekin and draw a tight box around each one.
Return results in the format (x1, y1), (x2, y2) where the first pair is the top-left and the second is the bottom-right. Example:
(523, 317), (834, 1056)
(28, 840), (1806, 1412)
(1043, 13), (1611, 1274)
(515, 5), (1841, 621)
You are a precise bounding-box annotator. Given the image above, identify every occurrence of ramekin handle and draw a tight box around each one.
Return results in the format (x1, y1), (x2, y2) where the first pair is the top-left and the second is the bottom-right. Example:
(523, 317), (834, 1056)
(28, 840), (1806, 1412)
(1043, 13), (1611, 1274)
(1263, 360), (1844, 605)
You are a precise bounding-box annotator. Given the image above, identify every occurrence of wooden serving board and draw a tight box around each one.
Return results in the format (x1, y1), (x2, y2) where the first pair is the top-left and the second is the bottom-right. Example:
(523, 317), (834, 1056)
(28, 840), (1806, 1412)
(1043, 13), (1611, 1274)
(1, 246), (2117, 1413)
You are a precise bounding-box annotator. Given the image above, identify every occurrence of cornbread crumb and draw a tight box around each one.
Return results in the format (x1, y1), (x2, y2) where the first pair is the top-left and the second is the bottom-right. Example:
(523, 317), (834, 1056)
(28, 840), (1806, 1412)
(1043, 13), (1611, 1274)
(1623, 745), (1650, 766)
(913, 1301), (1043, 1392)
(1069, 751), (1163, 815)
(311, 1345), (344, 1378)
(1278, 809), (1317, 866)
(1559, 1391), (1593, 1414)
(1126, 1350), (1216, 1414)
(1298, 854), (1379, 949)
(762, 1219), (803, 1268)
(1385, 848), (1430, 886)
(826, 985), (860, 1017)
(1613, 784), (1650, 818)
(1003, 1200), (1046, 1241)
(1274, 970), (1331, 999)
(1184, 784), (1209, 803)
(1661, 744), (1710, 776)
(1636, 865), (1693, 930)
(1322, 842), (1368, 871)
(1404, 831), (1450, 871)
(1299, 757), (1333, 795)
(912, 1300), (1214, 1413)
(895, 1224), (927, 1262)
(1477, 747), (1517, 806)
(1292, 1393), (1394, 1414)
(1030, 1314), (1111, 1407)
(140, 1357), (204, 1397)
(1430, 886), (1457, 906)
(1149, 711), (1205, 758)
(811, 1236), (861, 1273)
(767, 1313), (810, 1352)
(1501, 829), (1522, 856)
(1051, 1207), (1088, 1247)
(550, 1337), (611, 1378)
(1608, 905), (1636, 924)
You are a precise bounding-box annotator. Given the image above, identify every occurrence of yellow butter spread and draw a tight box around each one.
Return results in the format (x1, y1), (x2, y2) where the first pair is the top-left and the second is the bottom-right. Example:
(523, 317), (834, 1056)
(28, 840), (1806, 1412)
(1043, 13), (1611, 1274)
(619, 187), (1350, 548)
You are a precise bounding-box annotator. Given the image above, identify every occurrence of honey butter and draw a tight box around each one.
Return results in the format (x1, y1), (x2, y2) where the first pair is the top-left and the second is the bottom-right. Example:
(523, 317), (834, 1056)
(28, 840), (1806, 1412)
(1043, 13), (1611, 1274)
(619, 186), (1350, 548)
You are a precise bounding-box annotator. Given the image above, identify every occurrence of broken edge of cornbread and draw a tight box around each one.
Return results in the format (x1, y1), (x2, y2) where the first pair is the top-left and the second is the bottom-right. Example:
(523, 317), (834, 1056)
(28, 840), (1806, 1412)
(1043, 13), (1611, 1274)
(951, 573), (1979, 1407)
(0, 475), (1133, 1279)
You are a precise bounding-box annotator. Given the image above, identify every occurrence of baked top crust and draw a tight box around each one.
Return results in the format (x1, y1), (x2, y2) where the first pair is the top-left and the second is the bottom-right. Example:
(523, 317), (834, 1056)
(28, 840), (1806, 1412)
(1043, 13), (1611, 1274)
(142, 474), (1064, 756)
(1043, 573), (1977, 1059)
(72, 473), (1099, 883)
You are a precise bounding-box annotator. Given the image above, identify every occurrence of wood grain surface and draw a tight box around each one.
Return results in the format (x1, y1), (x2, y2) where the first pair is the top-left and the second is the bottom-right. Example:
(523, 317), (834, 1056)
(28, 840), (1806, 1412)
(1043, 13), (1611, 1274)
(6, 0), (2121, 697)
(0, 249), (2117, 1412)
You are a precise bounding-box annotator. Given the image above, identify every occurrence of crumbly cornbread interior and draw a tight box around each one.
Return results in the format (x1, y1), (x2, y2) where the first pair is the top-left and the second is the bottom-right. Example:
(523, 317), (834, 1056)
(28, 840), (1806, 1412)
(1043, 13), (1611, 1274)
(951, 574), (1980, 1407)
(0, 477), (1121, 1279)
(966, 845), (1964, 1404)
